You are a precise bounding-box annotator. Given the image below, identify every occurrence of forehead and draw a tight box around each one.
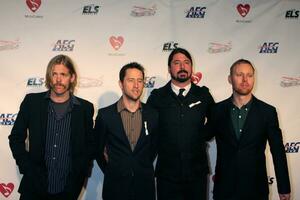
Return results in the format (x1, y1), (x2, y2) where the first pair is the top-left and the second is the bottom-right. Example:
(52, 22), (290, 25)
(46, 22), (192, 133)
(52, 64), (69, 72)
(233, 63), (254, 73)
(124, 68), (143, 78)
(172, 53), (190, 61)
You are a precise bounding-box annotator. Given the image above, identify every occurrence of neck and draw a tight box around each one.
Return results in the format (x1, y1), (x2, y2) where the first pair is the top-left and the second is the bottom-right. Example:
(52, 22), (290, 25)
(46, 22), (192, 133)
(50, 90), (71, 103)
(122, 96), (140, 112)
(232, 92), (252, 108)
(171, 79), (191, 88)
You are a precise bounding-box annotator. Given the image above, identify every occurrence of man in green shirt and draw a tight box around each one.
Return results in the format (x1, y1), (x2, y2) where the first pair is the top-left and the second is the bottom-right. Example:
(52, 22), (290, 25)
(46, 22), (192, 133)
(210, 59), (290, 200)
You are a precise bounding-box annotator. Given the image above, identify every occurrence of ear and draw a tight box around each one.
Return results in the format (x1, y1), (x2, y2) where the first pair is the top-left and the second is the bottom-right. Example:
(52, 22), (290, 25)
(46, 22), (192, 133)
(118, 80), (123, 90)
(228, 75), (232, 84)
(70, 74), (76, 83)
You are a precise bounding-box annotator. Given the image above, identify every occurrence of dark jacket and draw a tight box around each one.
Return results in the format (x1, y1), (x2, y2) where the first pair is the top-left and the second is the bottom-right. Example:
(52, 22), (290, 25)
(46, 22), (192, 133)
(147, 81), (215, 182)
(95, 102), (159, 200)
(8, 91), (94, 199)
(210, 96), (290, 200)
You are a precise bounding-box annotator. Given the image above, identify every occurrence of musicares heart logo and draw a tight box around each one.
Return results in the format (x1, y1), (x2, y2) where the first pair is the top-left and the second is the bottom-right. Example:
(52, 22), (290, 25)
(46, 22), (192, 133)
(0, 183), (14, 198)
(191, 72), (202, 84)
(236, 4), (250, 17)
(109, 36), (124, 50)
(26, 0), (41, 13)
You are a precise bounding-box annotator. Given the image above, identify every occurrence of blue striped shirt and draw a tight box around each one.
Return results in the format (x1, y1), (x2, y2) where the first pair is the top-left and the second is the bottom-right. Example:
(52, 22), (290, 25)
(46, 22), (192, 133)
(44, 94), (79, 194)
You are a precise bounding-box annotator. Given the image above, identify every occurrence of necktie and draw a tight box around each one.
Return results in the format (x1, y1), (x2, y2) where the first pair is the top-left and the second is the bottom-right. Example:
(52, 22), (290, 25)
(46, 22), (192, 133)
(178, 88), (185, 101)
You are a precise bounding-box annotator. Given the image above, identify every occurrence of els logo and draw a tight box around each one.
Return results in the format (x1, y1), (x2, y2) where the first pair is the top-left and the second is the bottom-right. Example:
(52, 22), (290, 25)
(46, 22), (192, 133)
(237, 4), (250, 17)
(162, 41), (178, 51)
(83, 4), (100, 15)
(52, 40), (75, 51)
(0, 183), (14, 198)
(186, 7), (206, 18)
(109, 36), (124, 50)
(285, 142), (300, 153)
(268, 176), (275, 185)
(27, 77), (44, 86)
(259, 42), (279, 54)
(285, 9), (299, 19)
(26, 0), (41, 13)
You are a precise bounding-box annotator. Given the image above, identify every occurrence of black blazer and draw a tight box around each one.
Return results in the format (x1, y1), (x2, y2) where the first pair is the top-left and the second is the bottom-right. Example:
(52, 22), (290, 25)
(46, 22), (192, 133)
(8, 91), (94, 199)
(95, 102), (159, 200)
(210, 96), (290, 200)
(147, 81), (215, 182)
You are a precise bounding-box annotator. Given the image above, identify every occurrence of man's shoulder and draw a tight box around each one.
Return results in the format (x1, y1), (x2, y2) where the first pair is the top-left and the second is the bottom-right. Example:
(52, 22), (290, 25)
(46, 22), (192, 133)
(252, 96), (276, 111)
(142, 103), (158, 116)
(190, 84), (210, 94)
(150, 83), (170, 96)
(74, 95), (93, 107)
(23, 91), (47, 101)
(213, 97), (230, 110)
(99, 102), (117, 114)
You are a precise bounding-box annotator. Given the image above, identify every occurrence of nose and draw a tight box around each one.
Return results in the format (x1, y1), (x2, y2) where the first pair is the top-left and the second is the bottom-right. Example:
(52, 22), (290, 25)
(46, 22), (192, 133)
(133, 80), (139, 88)
(179, 62), (185, 69)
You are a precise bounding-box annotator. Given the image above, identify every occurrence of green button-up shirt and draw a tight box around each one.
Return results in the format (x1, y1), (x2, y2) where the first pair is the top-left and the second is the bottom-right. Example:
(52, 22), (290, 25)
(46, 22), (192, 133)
(230, 98), (252, 140)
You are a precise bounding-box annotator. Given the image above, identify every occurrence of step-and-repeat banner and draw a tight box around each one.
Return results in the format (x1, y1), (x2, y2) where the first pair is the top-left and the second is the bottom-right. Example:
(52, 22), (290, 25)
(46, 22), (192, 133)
(0, 0), (299, 199)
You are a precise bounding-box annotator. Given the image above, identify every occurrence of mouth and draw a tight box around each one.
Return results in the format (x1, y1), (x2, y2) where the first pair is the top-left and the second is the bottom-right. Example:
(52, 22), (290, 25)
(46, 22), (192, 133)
(54, 84), (66, 89)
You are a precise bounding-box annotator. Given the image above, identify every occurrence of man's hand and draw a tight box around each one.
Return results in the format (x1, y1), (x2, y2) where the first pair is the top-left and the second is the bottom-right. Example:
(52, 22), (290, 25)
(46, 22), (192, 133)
(279, 193), (290, 200)
(104, 146), (109, 162)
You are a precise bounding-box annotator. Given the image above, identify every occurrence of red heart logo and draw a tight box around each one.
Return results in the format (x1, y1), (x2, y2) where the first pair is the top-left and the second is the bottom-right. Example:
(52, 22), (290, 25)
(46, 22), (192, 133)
(26, 0), (41, 13)
(236, 4), (250, 17)
(191, 72), (202, 84)
(109, 36), (124, 50)
(0, 183), (14, 198)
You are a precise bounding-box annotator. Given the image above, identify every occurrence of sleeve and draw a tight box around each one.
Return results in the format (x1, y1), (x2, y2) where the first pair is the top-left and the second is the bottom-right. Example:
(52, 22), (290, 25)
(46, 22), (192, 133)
(267, 107), (291, 194)
(86, 102), (95, 161)
(8, 94), (31, 174)
(150, 110), (159, 162)
(203, 87), (216, 141)
(94, 109), (108, 173)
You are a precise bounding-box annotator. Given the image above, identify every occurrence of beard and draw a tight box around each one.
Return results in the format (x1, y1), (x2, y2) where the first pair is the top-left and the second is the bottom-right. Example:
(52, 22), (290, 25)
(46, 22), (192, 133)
(234, 86), (253, 96)
(171, 70), (191, 83)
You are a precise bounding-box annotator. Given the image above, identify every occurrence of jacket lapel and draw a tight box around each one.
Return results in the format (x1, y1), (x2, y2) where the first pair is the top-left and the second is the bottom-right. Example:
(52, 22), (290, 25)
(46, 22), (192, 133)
(40, 94), (49, 147)
(133, 104), (148, 153)
(239, 96), (257, 142)
(113, 104), (133, 151)
(223, 98), (239, 146)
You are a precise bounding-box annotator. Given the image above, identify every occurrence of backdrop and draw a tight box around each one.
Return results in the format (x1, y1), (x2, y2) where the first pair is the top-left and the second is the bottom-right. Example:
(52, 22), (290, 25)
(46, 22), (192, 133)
(0, 0), (299, 199)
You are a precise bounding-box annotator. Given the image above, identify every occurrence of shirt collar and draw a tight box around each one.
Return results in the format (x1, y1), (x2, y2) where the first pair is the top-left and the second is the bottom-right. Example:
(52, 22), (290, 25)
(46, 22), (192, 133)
(230, 96), (253, 110)
(171, 82), (191, 96)
(117, 97), (142, 113)
(44, 90), (80, 105)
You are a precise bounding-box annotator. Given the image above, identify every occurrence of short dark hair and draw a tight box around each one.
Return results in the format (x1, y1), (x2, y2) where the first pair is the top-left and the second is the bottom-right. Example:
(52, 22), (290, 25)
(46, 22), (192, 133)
(119, 62), (145, 82)
(168, 48), (193, 68)
(230, 59), (255, 75)
(45, 54), (77, 93)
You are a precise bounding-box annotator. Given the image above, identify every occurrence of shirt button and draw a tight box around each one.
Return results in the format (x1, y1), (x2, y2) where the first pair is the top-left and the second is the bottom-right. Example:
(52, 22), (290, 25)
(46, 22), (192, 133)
(239, 129), (242, 132)
(245, 108), (248, 111)
(239, 115), (241, 119)
(54, 144), (57, 148)
(53, 157), (56, 160)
